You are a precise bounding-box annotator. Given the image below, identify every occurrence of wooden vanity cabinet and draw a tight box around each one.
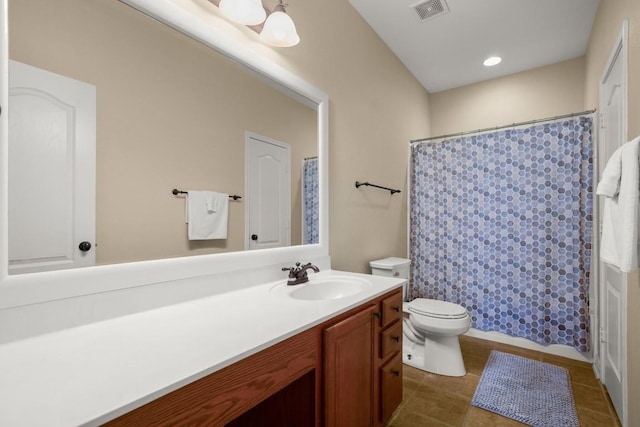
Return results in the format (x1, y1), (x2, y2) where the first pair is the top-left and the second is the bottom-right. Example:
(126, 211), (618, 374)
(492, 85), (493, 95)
(106, 287), (404, 427)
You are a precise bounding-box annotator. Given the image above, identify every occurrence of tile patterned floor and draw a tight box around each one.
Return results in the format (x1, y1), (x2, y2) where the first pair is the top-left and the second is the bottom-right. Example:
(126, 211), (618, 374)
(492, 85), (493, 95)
(387, 335), (621, 427)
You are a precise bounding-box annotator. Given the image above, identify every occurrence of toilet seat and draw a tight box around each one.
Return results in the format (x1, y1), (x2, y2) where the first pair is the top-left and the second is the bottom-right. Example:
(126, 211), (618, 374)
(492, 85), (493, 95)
(408, 299), (468, 320)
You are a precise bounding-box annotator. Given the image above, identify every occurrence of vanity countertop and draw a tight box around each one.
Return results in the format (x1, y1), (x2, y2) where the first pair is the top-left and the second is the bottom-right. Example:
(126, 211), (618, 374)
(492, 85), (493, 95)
(0, 270), (404, 427)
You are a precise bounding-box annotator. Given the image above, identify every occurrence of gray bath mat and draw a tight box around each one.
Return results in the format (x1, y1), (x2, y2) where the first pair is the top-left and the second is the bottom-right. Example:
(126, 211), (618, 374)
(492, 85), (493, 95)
(471, 350), (579, 427)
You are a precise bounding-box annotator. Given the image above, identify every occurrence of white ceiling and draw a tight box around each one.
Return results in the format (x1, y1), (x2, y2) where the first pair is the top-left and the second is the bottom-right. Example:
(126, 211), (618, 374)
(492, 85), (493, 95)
(348, 0), (600, 93)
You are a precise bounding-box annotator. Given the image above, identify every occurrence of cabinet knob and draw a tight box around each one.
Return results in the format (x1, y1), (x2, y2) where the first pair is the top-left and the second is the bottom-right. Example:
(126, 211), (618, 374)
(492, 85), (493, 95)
(392, 336), (400, 342)
(78, 241), (92, 252)
(392, 306), (400, 312)
(374, 312), (382, 319)
(391, 370), (400, 377)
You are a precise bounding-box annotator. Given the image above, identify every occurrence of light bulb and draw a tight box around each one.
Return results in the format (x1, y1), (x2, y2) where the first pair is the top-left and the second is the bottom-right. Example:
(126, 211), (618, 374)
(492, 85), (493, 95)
(483, 56), (502, 67)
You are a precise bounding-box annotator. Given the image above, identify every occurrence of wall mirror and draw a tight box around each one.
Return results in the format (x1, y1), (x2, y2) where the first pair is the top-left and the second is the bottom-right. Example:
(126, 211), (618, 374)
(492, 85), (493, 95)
(0, 0), (329, 308)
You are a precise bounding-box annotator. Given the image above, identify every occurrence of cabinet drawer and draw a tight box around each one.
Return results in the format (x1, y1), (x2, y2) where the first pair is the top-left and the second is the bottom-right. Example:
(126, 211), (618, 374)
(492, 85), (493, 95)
(379, 320), (402, 359)
(380, 291), (403, 328)
(380, 352), (402, 424)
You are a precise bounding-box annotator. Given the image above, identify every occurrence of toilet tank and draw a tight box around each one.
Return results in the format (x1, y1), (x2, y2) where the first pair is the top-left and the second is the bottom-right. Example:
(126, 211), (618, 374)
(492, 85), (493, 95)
(369, 257), (410, 279)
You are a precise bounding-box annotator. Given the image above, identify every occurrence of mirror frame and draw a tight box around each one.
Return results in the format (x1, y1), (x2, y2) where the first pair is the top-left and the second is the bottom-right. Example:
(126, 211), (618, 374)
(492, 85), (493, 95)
(0, 0), (329, 309)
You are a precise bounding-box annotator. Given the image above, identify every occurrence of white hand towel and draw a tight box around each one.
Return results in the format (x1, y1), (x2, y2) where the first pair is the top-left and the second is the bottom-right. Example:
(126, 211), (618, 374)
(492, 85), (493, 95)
(598, 136), (640, 272)
(186, 191), (229, 240)
(596, 144), (624, 197)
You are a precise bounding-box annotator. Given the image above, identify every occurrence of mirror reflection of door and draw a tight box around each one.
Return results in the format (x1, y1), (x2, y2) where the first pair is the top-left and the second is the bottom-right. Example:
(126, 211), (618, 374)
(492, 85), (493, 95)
(245, 133), (291, 250)
(8, 60), (96, 274)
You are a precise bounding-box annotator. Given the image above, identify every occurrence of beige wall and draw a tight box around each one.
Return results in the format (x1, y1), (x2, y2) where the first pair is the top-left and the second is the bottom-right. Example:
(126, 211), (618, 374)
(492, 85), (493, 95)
(429, 57), (586, 136)
(584, 1), (640, 425)
(9, 0), (317, 265)
(228, 0), (433, 272)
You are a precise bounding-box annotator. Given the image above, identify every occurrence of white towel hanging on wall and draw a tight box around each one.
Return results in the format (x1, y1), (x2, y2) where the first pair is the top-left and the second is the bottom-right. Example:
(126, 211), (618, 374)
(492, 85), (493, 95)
(596, 136), (640, 272)
(186, 191), (229, 240)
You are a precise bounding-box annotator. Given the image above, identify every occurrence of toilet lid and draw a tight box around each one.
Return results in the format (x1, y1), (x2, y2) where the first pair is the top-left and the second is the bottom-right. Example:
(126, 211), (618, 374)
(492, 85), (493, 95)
(408, 299), (468, 319)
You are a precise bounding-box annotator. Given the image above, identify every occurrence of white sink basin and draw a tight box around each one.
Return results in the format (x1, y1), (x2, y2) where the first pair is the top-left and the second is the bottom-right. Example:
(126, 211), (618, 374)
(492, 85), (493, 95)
(270, 276), (372, 301)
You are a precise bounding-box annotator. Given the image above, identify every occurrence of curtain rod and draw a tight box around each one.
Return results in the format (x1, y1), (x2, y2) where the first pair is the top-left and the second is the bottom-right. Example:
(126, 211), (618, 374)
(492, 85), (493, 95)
(304, 156), (318, 160)
(410, 109), (597, 145)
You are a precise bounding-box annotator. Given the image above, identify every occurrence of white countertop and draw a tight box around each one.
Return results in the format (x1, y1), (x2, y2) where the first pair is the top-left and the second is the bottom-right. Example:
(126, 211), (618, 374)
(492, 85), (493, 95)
(0, 270), (404, 426)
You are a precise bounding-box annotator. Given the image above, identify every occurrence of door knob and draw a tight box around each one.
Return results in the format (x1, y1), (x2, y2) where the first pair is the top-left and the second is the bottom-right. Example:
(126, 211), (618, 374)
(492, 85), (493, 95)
(79, 241), (92, 252)
(251, 234), (258, 241)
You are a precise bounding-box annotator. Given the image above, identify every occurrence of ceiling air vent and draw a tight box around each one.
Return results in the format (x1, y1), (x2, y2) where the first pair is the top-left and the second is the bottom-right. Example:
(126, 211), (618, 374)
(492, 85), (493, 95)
(410, 0), (450, 23)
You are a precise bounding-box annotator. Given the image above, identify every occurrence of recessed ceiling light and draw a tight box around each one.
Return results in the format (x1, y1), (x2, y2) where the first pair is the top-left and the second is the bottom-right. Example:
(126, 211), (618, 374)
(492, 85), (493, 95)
(483, 56), (502, 67)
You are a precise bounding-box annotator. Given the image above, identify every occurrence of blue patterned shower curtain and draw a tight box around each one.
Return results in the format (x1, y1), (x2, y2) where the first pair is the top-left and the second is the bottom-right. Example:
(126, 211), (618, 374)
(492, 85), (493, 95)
(409, 117), (593, 352)
(303, 157), (319, 244)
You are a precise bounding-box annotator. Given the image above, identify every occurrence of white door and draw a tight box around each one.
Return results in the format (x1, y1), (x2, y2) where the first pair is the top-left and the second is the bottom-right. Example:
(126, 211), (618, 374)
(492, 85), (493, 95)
(8, 60), (96, 274)
(245, 133), (290, 250)
(597, 24), (627, 423)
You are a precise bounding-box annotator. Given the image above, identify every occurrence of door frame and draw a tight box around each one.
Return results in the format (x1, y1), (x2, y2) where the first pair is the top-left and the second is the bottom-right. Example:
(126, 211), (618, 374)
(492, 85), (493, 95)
(595, 19), (628, 427)
(244, 131), (291, 250)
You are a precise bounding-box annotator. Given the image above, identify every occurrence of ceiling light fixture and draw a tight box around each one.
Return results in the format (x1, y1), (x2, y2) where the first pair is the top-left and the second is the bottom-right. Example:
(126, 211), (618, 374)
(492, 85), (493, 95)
(483, 56), (502, 67)
(218, 0), (266, 26)
(212, 0), (299, 48)
(259, 2), (300, 47)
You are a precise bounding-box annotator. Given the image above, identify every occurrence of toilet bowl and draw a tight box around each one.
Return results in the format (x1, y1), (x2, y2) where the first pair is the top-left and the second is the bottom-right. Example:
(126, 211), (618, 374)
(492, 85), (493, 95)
(368, 258), (470, 377)
(402, 299), (470, 377)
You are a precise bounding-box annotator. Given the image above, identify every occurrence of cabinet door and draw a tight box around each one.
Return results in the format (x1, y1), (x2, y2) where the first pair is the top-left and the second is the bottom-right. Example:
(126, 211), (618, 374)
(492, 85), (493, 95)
(324, 305), (376, 427)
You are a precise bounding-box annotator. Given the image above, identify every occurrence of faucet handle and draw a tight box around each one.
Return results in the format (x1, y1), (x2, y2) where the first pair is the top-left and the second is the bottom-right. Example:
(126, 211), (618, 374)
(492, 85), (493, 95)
(282, 265), (299, 280)
(283, 262), (303, 273)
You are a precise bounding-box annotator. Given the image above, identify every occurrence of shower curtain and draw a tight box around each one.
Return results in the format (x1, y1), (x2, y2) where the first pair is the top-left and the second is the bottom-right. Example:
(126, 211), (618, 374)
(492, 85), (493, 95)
(409, 117), (593, 352)
(302, 157), (319, 244)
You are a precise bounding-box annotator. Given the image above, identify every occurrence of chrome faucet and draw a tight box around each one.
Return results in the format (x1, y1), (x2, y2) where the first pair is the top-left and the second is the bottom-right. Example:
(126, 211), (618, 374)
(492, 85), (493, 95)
(282, 262), (320, 285)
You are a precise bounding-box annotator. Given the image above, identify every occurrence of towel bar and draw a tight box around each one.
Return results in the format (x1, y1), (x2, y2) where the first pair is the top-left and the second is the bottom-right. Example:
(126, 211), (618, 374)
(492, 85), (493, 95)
(172, 189), (242, 201)
(355, 181), (401, 195)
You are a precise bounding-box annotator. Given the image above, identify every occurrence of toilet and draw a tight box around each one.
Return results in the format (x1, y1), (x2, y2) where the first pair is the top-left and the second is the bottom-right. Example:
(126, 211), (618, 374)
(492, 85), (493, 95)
(370, 257), (471, 377)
